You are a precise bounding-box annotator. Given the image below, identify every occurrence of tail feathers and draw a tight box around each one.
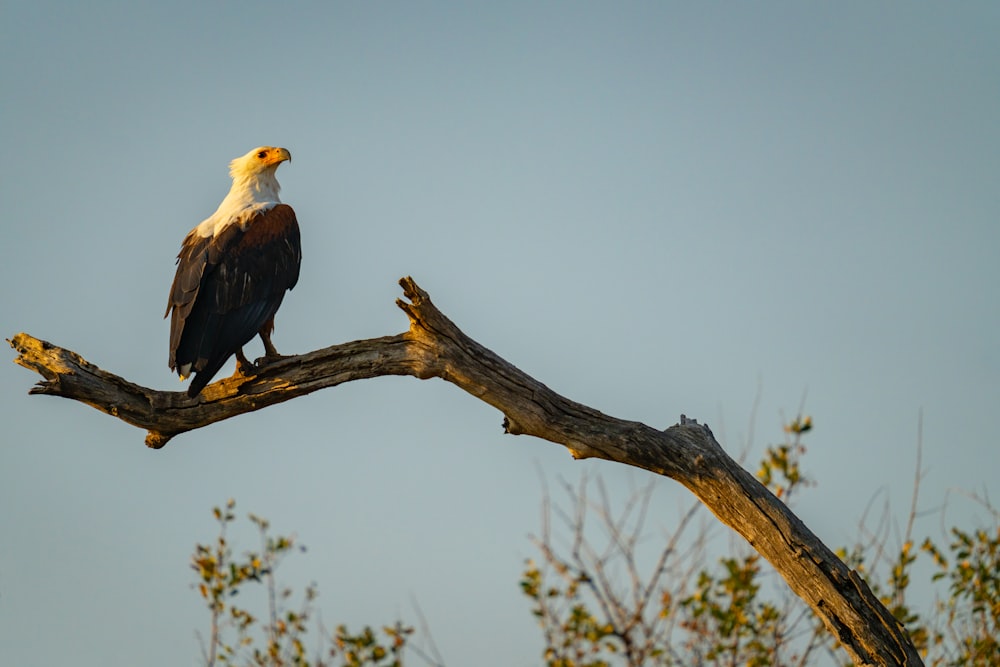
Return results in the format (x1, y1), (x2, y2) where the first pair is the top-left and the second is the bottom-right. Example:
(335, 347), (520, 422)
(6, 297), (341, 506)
(186, 356), (232, 397)
(186, 374), (211, 398)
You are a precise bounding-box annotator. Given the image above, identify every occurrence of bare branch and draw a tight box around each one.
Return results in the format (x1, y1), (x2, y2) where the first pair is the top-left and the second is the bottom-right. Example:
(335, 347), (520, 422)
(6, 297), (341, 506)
(9, 275), (922, 666)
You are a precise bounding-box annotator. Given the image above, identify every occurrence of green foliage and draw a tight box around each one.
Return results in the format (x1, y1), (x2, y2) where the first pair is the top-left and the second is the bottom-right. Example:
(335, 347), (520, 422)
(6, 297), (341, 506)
(757, 415), (813, 502)
(920, 519), (1000, 666)
(191, 499), (415, 667)
(679, 555), (786, 666)
(332, 623), (414, 667)
(521, 559), (620, 667)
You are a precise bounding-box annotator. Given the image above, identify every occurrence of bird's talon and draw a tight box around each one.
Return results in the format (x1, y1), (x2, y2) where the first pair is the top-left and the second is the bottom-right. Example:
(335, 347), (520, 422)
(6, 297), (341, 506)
(235, 362), (256, 377)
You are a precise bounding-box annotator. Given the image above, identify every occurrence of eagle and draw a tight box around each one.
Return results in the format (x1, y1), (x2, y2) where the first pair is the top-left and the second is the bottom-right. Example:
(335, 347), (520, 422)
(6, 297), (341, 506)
(166, 146), (301, 397)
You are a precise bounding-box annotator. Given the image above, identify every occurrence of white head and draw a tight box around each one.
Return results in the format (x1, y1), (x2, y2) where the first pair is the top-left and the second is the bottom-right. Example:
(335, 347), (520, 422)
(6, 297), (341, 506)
(228, 145), (292, 193)
(195, 146), (293, 237)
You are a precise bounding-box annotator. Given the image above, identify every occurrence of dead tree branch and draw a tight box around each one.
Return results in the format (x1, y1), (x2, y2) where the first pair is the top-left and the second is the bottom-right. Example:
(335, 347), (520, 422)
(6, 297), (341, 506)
(8, 275), (921, 666)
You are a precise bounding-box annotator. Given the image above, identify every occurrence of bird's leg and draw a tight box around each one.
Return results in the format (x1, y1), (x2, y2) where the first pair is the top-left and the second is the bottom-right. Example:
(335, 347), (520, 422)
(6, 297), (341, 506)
(257, 317), (288, 365)
(260, 329), (281, 359)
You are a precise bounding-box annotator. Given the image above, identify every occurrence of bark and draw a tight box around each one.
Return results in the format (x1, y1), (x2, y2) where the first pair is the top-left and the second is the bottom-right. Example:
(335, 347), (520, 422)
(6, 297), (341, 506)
(8, 276), (921, 666)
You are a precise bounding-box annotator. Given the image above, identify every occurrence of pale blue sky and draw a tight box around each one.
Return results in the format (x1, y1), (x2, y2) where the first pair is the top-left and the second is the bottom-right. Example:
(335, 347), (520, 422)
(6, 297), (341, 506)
(2, 2), (998, 665)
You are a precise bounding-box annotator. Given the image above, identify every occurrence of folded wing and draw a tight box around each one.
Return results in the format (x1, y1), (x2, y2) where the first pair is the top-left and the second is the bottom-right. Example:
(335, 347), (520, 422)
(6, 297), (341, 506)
(166, 204), (301, 396)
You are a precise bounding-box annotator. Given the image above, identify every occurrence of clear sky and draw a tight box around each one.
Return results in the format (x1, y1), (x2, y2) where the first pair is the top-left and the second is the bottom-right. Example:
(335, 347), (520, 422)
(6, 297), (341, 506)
(2, 2), (998, 665)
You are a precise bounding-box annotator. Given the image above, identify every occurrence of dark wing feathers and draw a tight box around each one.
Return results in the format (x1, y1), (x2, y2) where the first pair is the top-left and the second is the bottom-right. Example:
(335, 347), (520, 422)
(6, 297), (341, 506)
(165, 223), (244, 368)
(166, 204), (301, 395)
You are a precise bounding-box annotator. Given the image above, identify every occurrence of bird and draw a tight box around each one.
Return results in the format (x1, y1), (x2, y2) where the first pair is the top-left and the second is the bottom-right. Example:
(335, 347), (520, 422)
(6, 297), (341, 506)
(165, 146), (302, 397)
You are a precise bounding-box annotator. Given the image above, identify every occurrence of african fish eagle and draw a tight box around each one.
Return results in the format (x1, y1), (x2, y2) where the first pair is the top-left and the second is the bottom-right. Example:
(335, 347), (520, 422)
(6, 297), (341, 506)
(165, 146), (301, 397)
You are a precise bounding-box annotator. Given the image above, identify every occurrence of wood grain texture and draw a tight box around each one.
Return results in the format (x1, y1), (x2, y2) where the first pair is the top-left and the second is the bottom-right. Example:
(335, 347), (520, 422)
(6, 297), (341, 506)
(8, 276), (921, 666)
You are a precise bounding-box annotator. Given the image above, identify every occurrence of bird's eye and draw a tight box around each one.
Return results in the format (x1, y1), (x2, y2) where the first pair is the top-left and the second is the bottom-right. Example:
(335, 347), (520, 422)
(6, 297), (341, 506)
(257, 151), (268, 159)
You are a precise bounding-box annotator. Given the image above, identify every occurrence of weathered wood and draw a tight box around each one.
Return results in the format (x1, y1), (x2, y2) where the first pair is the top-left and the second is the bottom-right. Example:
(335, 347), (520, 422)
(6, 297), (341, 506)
(8, 276), (921, 665)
